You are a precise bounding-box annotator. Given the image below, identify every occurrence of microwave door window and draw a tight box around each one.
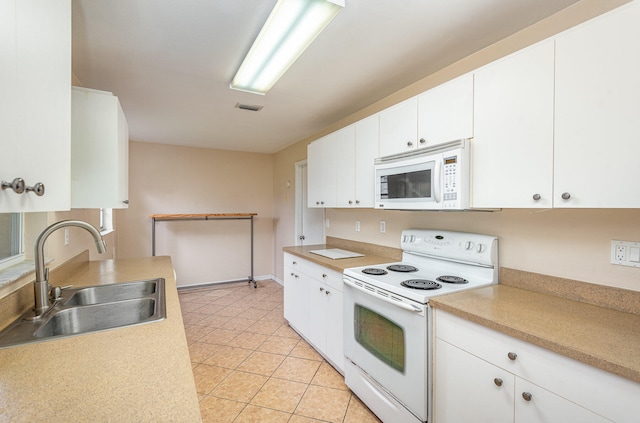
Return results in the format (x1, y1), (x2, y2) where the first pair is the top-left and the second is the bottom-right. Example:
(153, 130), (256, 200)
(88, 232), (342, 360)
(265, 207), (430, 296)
(387, 169), (431, 199)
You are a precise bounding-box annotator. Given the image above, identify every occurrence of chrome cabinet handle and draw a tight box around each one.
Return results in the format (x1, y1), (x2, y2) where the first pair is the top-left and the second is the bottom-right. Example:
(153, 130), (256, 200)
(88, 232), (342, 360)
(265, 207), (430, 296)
(355, 200), (360, 205)
(494, 378), (503, 387)
(561, 192), (571, 200)
(320, 287), (324, 292)
(325, 290), (330, 295)
(26, 182), (45, 196)
(532, 193), (541, 201)
(522, 392), (532, 401)
(348, 200), (353, 205)
(123, 200), (129, 204)
(508, 352), (518, 361)
(419, 138), (426, 144)
(322, 274), (327, 278)
(407, 141), (413, 147)
(2, 178), (26, 194)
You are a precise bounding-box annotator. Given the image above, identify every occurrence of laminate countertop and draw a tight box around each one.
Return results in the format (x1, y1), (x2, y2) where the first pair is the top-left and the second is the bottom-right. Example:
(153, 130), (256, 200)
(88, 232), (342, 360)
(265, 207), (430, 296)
(0, 256), (201, 423)
(430, 278), (640, 384)
(283, 243), (400, 273)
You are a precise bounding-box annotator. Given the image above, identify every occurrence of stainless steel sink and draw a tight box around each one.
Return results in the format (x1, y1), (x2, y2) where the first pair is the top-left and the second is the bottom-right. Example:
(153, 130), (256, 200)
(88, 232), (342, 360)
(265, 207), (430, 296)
(64, 279), (159, 306)
(0, 278), (166, 349)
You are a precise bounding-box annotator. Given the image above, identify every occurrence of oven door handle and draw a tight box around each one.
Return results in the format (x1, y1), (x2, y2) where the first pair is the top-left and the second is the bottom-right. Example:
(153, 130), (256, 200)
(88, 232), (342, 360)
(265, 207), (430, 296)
(343, 278), (423, 312)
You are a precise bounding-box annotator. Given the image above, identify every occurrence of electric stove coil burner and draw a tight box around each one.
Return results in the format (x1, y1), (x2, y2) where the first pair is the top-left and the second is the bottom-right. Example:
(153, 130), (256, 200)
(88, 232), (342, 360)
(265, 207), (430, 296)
(436, 275), (469, 284)
(401, 279), (442, 290)
(362, 268), (388, 276)
(387, 264), (418, 273)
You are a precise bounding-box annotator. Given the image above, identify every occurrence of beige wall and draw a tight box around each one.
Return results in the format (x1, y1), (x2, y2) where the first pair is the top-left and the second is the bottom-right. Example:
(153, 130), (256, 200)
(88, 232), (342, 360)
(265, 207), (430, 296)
(116, 141), (274, 287)
(272, 0), (640, 292)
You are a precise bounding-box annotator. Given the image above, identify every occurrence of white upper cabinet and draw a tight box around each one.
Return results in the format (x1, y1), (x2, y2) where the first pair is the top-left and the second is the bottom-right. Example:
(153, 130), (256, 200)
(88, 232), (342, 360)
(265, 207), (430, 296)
(472, 39), (555, 208)
(379, 97), (418, 157)
(0, 0), (71, 213)
(309, 115), (379, 209)
(308, 132), (338, 208)
(334, 126), (357, 208)
(352, 115), (379, 207)
(335, 115), (379, 208)
(417, 73), (474, 148)
(554, 1), (640, 208)
(71, 87), (129, 209)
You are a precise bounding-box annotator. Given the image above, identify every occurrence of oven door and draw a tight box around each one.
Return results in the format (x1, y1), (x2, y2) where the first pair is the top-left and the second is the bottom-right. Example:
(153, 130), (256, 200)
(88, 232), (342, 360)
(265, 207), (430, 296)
(343, 276), (429, 422)
(374, 152), (442, 210)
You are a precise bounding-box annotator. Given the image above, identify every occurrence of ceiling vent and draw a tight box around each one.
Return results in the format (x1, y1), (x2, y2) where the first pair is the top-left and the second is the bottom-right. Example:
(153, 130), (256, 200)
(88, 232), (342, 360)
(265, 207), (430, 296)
(235, 103), (263, 112)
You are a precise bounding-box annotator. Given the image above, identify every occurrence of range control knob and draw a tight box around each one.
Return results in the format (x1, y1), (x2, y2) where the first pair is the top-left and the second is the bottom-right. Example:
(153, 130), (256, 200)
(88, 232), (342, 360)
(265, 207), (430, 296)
(476, 244), (486, 253)
(465, 241), (474, 250)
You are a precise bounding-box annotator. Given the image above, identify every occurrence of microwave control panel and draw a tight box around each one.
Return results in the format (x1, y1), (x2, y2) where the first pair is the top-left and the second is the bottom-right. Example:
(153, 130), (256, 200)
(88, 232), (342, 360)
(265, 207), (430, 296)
(442, 154), (460, 208)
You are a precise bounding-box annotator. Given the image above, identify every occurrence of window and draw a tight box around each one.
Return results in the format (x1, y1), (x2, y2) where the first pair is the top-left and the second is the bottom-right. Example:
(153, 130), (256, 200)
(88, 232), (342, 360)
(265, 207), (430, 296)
(99, 208), (113, 234)
(0, 213), (24, 270)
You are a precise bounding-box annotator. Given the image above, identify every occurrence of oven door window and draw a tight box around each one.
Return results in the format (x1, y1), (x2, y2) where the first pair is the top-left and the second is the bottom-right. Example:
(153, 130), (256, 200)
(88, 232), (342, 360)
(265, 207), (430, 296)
(354, 304), (405, 373)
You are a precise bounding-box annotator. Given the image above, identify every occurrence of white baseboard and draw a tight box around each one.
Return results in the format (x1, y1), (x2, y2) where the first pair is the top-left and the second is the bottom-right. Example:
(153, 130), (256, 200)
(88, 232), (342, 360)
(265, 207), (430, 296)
(177, 274), (282, 290)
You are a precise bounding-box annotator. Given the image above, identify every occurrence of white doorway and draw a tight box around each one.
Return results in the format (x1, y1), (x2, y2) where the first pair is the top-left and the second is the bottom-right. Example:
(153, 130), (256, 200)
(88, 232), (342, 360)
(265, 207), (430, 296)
(295, 160), (324, 246)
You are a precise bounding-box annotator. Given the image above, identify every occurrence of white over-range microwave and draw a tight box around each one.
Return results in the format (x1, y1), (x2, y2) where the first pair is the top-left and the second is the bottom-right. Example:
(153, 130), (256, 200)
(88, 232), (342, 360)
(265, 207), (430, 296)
(374, 139), (471, 210)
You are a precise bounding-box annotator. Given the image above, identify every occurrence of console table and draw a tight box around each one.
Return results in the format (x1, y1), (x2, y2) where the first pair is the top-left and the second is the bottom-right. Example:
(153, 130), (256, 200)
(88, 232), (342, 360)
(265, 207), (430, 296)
(150, 213), (257, 288)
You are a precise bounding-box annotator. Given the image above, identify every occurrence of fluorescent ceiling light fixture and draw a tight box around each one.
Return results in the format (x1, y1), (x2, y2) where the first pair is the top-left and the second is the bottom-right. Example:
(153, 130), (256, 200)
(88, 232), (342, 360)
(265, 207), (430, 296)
(230, 0), (344, 95)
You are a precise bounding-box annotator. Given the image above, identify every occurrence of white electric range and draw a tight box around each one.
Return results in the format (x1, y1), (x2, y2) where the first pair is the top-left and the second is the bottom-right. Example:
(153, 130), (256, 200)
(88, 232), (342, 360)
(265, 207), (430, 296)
(342, 229), (499, 423)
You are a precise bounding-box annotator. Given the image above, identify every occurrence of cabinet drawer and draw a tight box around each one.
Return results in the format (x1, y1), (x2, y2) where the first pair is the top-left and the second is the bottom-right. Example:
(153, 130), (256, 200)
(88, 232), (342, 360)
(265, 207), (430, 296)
(434, 309), (640, 423)
(283, 253), (343, 292)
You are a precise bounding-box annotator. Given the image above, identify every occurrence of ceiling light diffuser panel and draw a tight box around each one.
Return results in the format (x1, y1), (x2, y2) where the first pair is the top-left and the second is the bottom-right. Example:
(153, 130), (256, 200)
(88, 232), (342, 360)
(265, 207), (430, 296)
(231, 0), (344, 95)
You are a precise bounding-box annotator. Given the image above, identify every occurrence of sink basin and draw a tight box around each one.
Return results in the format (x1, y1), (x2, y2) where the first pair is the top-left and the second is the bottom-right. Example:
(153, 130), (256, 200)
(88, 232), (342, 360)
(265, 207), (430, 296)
(64, 279), (159, 306)
(35, 298), (158, 337)
(0, 278), (166, 349)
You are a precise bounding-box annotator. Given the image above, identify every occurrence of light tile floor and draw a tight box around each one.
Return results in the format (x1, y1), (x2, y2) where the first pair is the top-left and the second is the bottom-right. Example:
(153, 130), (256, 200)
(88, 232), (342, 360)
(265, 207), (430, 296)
(179, 280), (381, 423)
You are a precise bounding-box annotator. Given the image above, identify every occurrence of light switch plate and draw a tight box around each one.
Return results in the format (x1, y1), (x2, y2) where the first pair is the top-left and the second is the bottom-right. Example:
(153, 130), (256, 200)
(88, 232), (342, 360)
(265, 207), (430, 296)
(611, 240), (640, 267)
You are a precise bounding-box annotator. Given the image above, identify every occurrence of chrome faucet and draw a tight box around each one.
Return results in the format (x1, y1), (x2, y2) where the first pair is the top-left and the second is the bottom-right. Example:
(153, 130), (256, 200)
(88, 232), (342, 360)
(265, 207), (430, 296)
(33, 220), (107, 317)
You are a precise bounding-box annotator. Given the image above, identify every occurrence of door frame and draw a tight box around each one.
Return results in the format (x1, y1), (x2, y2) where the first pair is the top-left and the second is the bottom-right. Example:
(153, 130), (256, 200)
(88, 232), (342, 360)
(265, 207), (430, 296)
(295, 159), (324, 246)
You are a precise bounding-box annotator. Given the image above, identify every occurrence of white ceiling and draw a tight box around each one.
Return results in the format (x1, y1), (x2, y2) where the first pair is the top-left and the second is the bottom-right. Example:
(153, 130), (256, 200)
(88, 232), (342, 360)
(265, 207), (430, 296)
(72, 0), (580, 154)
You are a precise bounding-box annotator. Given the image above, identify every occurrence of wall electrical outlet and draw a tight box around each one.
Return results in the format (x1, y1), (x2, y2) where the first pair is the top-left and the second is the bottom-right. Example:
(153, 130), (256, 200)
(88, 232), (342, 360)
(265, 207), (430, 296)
(611, 240), (640, 268)
(355, 221), (360, 232)
(379, 220), (386, 234)
(64, 228), (70, 246)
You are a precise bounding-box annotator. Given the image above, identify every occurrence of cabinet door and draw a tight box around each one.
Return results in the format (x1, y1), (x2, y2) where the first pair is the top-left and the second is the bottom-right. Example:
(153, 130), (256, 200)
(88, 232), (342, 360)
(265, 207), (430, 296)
(307, 134), (337, 208)
(554, 2), (640, 207)
(472, 39), (554, 208)
(515, 379), (611, 423)
(379, 97), (418, 157)
(334, 125), (356, 208)
(1, 0), (71, 212)
(323, 287), (343, 371)
(417, 73), (473, 148)
(435, 338), (514, 423)
(283, 268), (308, 335)
(305, 277), (326, 353)
(353, 115), (379, 208)
(71, 88), (129, 209)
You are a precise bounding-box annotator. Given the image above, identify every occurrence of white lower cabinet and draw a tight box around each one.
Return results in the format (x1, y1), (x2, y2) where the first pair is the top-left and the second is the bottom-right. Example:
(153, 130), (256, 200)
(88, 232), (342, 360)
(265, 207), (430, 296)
(283, 253), (344, 372)
(434, 309), (640, 423)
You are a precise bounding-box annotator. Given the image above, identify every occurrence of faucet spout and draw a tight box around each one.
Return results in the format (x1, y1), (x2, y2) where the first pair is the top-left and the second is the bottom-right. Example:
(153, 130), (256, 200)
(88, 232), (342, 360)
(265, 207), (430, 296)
(33, 220), (107, 316)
